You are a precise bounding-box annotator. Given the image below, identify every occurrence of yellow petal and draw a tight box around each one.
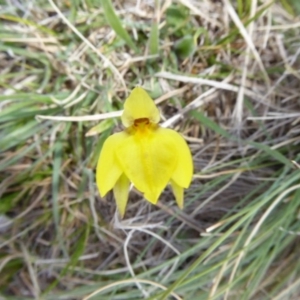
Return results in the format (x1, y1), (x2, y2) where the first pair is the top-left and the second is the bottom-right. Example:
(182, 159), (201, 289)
(170, 179), (184, 209)
(113, 173), (130, 218)
(96, 132), (128, 197)
(169, 130), (193, 188)
(116, 127), (177, 204)
(121, 87), (160, 127)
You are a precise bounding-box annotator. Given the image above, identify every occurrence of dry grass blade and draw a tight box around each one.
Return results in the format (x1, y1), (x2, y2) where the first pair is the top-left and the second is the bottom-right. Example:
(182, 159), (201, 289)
(48, 0), (127, 90)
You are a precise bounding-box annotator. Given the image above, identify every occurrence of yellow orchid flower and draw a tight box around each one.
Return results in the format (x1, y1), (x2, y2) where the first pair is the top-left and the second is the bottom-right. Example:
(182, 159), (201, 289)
(96, 87), (193, 217)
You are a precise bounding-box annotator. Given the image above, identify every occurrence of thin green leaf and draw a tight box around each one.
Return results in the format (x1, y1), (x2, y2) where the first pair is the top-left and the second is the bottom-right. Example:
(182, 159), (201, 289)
(174, 35), (195, 58)
(190, 110), (231, 139)
(191, 110), (293, 167)
(100, 0), (138, 52)
(85, 119), (114, 136)
(149, 22), (159, 55)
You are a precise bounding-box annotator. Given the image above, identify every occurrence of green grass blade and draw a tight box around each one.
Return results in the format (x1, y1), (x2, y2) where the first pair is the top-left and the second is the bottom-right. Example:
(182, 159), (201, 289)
(149, 22), (159, 55)
(191, 110), (293, 167)
(100, 0), (138, 53)
(52, 140), (62, 232)
(42, 225), (90, 295)
(190, 110), (231, 138)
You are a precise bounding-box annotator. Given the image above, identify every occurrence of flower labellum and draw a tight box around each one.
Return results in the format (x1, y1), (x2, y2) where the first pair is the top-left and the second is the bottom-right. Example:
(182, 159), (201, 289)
(96, 87), (193, 217)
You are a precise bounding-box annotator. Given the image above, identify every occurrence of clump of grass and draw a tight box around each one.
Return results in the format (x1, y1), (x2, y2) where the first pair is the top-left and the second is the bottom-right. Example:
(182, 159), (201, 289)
(1, 0), (300, 299)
